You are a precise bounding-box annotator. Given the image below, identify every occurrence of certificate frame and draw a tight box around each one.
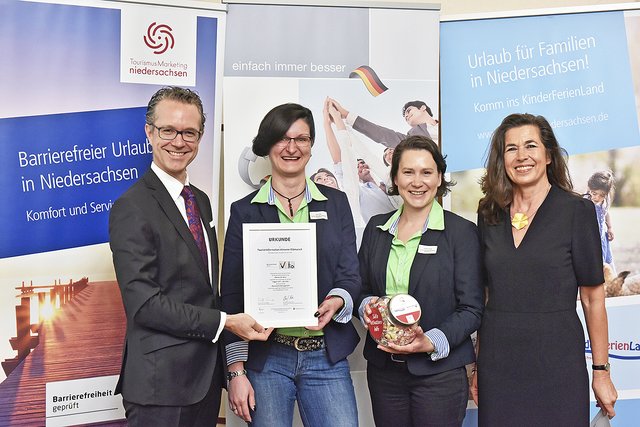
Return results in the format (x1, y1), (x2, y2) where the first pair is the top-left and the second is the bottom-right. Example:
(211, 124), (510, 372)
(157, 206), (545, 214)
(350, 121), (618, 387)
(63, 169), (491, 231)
(242, 222), (318, 328)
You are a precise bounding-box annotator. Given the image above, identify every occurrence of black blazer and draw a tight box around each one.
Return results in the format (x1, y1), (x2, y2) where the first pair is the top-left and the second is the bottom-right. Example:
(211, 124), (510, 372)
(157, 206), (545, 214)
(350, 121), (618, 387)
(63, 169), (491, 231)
(220, 184), (360, 370)
(109, 169), (222, 406)
(357, 209), (484, 375)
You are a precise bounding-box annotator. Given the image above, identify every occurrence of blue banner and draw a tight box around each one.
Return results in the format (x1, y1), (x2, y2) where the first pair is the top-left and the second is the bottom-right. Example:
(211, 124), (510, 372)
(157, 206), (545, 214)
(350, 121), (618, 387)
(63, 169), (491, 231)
(0, 1), (225, 424)
(441, 11), (639, 171)
(0, 107), (150, 257)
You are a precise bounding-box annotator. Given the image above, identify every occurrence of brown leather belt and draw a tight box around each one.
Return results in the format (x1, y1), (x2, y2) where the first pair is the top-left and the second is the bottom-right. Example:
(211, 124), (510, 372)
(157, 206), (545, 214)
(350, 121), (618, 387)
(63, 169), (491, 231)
(272, 333), (325, 351)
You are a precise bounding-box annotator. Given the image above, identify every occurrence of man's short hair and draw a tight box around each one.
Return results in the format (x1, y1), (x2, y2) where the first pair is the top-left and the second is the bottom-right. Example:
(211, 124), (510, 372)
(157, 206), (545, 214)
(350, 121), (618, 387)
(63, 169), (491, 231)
(146, 86), (206, 131)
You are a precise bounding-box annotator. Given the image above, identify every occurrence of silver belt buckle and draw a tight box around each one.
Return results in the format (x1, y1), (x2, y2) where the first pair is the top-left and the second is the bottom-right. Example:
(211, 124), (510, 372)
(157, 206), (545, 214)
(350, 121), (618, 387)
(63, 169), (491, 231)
(390, 354), (406, 363)
(294, 337), (305, 351)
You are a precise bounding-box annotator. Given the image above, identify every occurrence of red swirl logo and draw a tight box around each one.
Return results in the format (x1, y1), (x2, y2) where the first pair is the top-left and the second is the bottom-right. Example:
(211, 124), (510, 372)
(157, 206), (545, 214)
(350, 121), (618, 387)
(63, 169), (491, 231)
(144, 22), (174, 54)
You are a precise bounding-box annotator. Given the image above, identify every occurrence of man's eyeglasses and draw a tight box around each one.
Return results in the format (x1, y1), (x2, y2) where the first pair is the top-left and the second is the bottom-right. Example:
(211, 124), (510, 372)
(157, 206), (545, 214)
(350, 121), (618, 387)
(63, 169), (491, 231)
(276, 136), (312, 148)
(150, 124), (202, 143)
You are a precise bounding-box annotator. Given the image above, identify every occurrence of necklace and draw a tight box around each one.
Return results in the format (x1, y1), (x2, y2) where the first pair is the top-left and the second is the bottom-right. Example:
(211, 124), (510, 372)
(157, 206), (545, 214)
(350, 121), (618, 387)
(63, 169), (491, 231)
(511, 212), (530, 230)
(511, 185), (552, 230)
(272, 186), (305, 217)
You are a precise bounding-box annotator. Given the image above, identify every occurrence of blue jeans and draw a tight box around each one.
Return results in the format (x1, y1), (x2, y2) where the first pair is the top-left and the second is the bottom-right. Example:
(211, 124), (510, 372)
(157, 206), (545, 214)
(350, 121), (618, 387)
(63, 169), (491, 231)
(247, 342), (358, 427)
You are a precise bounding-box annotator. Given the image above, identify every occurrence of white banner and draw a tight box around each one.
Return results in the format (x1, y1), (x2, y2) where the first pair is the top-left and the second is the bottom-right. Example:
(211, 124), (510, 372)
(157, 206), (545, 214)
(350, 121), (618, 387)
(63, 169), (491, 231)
(223, 3), (440, 426)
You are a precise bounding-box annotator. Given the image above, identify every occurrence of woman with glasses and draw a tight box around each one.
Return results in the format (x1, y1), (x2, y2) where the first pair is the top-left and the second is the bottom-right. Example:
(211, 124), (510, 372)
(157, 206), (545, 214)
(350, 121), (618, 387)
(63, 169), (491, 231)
(220, 103), (360, 427)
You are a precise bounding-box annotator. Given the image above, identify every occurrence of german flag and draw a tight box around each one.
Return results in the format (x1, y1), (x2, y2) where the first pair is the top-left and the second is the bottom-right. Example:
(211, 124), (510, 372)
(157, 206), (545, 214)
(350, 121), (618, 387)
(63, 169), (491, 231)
(349, 65), (388, 97)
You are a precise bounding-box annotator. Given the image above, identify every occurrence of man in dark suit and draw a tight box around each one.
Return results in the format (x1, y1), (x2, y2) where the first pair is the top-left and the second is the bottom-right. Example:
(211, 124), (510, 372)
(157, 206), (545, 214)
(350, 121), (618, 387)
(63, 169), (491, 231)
(109, 87), (271, 427)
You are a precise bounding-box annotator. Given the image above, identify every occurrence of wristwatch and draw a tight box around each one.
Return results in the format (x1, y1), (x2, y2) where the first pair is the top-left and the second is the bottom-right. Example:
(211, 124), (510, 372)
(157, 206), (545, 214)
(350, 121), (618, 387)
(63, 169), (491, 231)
(592, 362), (610, 372)
(226, 369), (247, 381)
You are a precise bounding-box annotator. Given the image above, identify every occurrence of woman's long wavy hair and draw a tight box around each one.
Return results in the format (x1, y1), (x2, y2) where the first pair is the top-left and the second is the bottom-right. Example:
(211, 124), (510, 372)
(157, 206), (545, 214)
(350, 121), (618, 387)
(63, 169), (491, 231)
(478, 113), (573, 225)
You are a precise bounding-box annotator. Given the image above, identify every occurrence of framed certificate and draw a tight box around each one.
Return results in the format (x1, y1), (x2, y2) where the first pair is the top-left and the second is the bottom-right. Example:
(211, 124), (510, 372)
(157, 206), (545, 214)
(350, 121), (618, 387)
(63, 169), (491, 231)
(242, 223), (318, 328)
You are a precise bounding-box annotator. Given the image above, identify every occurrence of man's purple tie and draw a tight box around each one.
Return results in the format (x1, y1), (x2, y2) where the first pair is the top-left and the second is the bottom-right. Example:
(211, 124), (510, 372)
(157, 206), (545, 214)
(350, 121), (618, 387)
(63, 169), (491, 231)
(181, 186), (208, 267)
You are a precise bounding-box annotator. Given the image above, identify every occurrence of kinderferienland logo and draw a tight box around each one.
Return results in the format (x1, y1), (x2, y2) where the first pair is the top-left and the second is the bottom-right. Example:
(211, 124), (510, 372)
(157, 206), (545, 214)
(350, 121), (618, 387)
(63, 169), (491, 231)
(144, 22), (175, 54)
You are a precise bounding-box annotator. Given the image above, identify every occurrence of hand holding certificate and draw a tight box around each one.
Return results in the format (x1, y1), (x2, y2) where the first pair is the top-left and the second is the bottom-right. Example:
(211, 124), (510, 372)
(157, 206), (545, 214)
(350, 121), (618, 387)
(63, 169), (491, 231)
(243, 223), (318, 328)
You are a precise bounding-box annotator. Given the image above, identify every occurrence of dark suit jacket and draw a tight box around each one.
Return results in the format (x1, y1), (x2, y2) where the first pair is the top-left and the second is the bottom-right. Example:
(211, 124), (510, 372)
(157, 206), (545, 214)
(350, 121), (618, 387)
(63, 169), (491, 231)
(109, 169), (222, 406)
(357, 209), (484, 375)
(353, 115), (431, 148)
(220, 184), (360, 370)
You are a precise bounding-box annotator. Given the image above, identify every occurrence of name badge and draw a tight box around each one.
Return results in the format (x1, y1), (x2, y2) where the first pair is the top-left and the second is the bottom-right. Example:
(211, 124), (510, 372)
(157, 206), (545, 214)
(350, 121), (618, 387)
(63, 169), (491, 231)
(310, 211), (328, 220)
(418, 245), (437, 255)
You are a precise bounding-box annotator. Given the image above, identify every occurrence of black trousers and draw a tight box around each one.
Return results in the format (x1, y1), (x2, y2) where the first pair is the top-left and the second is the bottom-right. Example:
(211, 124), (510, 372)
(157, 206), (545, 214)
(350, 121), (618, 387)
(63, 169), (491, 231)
(367, 361), (468, 427)
(123, 362), (223, 427)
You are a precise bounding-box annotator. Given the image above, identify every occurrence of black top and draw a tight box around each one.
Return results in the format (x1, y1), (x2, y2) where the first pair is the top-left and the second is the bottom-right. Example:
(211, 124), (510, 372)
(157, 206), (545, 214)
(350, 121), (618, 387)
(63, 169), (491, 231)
(477, 186), (604, 426)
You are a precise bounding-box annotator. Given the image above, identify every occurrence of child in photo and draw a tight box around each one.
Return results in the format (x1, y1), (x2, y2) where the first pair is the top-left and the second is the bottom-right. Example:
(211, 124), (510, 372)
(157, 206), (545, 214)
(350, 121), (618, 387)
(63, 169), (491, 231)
(585, 170), (615, 270)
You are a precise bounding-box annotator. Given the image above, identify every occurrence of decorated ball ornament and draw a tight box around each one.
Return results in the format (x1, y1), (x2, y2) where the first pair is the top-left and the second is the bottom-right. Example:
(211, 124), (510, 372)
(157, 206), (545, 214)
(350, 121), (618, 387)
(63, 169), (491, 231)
(368, 294), (422, 346)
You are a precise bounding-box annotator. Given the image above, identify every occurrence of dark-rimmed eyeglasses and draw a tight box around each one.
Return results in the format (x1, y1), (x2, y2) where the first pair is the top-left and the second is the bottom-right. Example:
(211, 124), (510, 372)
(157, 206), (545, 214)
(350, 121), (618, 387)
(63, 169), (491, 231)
(149, 124), (202, 143)
(275, 136), (312, 148)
